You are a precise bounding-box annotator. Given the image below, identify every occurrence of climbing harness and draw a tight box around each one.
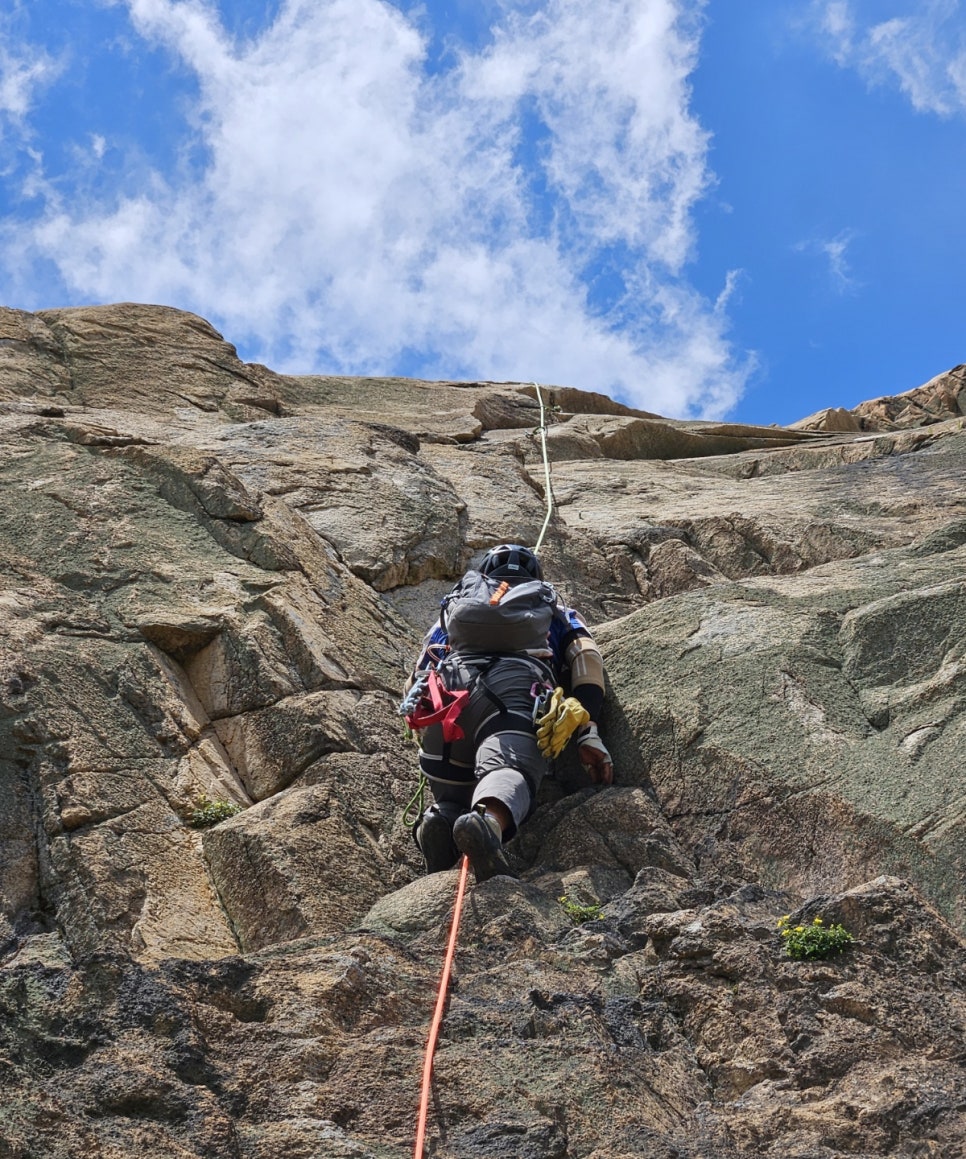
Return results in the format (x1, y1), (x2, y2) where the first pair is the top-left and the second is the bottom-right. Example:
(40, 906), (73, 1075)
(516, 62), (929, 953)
(399, 669), (469, 827)
(413, 854), (470, 1158)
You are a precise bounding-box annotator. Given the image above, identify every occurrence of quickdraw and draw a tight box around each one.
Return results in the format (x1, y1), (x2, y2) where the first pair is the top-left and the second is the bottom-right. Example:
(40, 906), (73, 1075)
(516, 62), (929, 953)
(399, 672), (430, 719)
(530, 679), (555, 725)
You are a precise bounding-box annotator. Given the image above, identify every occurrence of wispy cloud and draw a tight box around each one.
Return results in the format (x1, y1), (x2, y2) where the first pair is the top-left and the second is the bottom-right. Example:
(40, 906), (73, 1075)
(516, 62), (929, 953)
(813, 0), (966, 116)
(818, 1), (856, 62)
(794, 229), (862, 294)
(0, 0), (751, 418)
(0, 29), (59, 127)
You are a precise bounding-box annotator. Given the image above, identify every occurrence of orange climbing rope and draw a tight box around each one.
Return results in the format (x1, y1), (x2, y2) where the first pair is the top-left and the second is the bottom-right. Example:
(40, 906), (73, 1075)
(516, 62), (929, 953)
(413, 854), (470, 1158)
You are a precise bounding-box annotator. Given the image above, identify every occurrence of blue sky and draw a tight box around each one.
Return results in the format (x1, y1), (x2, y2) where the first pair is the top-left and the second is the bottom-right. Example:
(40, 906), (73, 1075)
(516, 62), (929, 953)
(0, 0), (963, 425)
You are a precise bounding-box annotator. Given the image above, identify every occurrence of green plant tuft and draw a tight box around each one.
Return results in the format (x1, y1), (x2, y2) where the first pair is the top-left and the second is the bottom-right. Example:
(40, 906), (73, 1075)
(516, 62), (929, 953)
(558, 894), (603, 926)
(776, 914), (855, 960)
(188, 795), (243, 829)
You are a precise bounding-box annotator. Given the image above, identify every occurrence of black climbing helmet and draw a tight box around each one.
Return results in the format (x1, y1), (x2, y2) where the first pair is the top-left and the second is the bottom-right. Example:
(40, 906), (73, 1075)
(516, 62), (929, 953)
(479, 544), (543, 582)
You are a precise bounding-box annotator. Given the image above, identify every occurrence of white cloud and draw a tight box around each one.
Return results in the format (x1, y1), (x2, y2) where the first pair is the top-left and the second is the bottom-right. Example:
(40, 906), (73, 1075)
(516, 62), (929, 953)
(821, 234), (857, 292)
(0, 36), (59, 126)
(794, 230), (861, 294)
(818, 1), (855, 63)
(465, 0), (710, 267)
(0, 0), (751, 419)
(814, 0), (966, 115)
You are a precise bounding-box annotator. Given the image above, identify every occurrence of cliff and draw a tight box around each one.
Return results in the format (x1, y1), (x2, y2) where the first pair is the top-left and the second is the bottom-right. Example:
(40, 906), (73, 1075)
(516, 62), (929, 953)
(1, 302), (965, 1157)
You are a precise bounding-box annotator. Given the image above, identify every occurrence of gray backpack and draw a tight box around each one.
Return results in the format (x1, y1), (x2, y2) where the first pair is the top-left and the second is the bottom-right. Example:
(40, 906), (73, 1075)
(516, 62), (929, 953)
(441, 570), (556, 654)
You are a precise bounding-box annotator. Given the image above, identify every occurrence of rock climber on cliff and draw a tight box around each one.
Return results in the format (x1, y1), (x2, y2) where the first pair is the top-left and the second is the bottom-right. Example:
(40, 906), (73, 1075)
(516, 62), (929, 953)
(402, 544), (613, 883)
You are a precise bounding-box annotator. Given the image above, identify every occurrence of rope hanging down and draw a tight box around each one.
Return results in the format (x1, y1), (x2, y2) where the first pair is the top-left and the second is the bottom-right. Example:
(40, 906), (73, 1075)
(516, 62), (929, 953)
(413, 855), (471, 1158)
(532, 382), (555, 553)
(412, 383), (556, 1155)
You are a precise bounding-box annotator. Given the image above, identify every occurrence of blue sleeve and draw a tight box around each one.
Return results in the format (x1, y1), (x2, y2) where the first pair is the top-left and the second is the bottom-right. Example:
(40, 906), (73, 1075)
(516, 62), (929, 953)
(548, 605), (589, 674)
(416, 624), (449, 670)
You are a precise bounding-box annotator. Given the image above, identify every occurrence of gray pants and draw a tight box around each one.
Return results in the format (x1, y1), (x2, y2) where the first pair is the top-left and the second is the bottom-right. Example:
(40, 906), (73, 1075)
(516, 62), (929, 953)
(417, 653), (551, 837)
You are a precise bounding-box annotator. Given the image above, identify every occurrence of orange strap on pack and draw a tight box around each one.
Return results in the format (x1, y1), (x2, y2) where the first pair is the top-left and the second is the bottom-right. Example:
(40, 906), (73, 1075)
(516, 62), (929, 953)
(488, 580), (510, 605)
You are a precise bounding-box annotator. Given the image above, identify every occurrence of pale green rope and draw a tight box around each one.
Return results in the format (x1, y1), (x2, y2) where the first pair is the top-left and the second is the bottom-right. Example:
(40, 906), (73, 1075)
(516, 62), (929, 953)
(402, 769), (428, 829)
(532, 382), (555, 553)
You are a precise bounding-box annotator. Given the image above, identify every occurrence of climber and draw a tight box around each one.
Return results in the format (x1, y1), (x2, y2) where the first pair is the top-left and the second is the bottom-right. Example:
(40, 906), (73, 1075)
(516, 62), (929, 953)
(405, 543), (613, 883)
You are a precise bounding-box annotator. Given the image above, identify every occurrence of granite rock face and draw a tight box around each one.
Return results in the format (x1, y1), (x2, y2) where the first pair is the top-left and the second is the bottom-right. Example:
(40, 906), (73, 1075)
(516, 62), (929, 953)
(1, 302), (965, 1157)
(792, 363), (966, 432)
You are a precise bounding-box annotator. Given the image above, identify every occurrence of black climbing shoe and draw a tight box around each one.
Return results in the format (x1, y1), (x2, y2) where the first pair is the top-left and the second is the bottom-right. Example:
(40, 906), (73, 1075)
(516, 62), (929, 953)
(415, 807), (459, 873)
(452, 809), (514, 883)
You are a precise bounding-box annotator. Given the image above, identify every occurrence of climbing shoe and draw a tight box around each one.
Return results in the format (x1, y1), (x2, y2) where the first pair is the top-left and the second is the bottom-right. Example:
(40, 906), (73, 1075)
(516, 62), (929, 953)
(414, 806), (459, 873)
(452, 808), (514, 883)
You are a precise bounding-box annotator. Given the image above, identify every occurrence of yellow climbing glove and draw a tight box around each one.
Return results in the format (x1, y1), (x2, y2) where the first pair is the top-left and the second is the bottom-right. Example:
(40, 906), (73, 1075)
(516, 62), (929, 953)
(535, 687), (564, 755)
(535, 687), (590, 758)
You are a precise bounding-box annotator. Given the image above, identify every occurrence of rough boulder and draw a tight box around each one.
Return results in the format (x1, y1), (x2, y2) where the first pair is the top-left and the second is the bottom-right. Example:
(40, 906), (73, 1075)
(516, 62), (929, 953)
(1, 302), (965, 1157)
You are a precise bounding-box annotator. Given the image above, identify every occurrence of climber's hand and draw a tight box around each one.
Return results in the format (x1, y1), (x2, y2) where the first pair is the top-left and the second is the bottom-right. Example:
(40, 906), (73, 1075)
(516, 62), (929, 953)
(577, 724), (613, 785)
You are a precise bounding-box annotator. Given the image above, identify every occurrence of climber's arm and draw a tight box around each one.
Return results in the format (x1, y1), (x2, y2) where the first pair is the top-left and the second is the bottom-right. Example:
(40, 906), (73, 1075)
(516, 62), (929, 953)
(563, 631), (613, 784)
